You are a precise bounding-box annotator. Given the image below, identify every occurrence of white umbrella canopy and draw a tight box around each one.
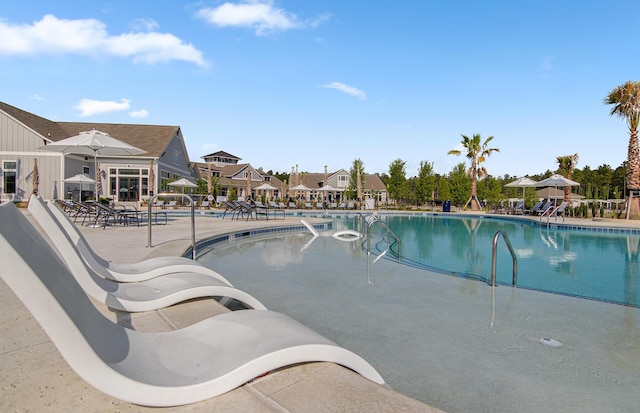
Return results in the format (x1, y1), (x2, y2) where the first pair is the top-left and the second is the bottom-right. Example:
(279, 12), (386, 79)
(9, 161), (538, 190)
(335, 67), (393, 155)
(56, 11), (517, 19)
(254, 183), (278, 191)
(254, 183), (278, 200)
(39, 129), (146, 200)
(64, 174), (96, 184)
(168, 177), (197, 188)
(504, 177), (538, 188)
(64, 174), (96, 202)
(168, 178), (197, 194)
(290, 184), (310, 191)
(504, 177), (538, 205)
(290, 184), (310, 201)
(536, 174), (579, 187)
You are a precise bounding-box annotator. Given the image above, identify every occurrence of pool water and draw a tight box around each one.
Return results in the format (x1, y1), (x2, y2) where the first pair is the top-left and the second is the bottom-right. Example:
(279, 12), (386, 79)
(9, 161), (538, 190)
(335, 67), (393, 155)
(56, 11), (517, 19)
(197, 227), (640, 413)
(371, 215), (640, 308)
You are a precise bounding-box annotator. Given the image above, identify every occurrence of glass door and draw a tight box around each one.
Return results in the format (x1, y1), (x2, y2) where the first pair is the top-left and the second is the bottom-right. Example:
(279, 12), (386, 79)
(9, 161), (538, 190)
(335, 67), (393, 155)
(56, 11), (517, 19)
(118, 177), (139, 202)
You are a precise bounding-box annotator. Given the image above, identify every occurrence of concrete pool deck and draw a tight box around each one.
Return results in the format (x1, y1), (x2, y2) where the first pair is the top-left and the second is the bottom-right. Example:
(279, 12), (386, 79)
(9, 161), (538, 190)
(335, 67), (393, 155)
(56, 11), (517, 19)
(0, 211), (444, 413)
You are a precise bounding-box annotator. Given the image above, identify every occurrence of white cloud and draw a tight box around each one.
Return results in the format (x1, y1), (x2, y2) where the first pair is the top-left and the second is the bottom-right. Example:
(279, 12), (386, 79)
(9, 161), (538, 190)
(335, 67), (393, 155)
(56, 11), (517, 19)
(30, 94), (43, 101)
(196, 1), (329, 36)
(130, 18), (159, 32)
(0, 14), (207, 66)
(73, 98), (130, 117)
(322, 82), (367, 100)
(129, 109), (149, 118)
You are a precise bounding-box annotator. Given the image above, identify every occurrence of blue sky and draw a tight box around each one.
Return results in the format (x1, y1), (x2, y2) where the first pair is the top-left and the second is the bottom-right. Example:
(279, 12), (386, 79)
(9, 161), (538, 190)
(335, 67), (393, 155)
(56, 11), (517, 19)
(1, 1), (639, 178)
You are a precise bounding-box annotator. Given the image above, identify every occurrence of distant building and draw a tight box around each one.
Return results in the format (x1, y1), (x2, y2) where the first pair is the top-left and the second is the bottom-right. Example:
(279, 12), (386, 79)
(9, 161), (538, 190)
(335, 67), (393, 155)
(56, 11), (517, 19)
(194, 151), (285, 201)
(194, 155), (388, 204)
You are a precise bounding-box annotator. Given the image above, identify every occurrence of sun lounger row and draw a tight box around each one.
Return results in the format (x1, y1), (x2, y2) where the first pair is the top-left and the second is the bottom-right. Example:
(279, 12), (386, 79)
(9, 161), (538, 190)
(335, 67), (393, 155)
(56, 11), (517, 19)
(221, 200), (285, 221)
(0, 196), (384, 406)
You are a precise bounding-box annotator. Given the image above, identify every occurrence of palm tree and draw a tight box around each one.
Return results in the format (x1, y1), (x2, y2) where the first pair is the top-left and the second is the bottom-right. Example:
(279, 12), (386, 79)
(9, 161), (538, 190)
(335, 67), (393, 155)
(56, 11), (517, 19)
(448, 134), (499, 210)
(604, 81), (640, 193)
(556, 153), (579, 202)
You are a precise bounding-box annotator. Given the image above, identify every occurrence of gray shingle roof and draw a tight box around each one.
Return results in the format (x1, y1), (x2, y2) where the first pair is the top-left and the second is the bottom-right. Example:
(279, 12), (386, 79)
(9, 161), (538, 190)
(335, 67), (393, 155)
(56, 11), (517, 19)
(56, 122), (179, 158)
(0, 101), (179, 158)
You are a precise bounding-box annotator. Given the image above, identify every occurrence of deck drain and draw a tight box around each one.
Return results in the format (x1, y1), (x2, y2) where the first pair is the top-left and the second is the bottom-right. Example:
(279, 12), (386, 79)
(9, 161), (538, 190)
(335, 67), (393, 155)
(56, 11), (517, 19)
(540, 337), (563, 348)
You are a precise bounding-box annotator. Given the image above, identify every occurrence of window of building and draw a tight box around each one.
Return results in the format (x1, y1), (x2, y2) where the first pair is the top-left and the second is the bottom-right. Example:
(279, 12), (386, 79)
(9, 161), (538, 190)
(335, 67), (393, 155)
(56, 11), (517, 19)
(173, 150), (180, 165)
(338, 175), (348, 187)
(2, 161), (17, 194)
(83, 165), (90, 175)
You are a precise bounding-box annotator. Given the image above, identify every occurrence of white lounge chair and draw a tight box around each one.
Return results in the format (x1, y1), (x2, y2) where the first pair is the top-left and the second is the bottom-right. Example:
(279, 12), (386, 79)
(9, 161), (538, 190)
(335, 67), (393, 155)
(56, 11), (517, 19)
(0, 201), (385, 406)
(46, 198), (230, 283)
(28, 196), (266, 312)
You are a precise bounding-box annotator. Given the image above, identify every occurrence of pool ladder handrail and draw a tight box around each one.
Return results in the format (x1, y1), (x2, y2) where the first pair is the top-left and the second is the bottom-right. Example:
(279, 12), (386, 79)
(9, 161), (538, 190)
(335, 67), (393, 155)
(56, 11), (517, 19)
(357, 213), (401, 258)
(147, 193), (196, 260)
(490, 230), (518, 287)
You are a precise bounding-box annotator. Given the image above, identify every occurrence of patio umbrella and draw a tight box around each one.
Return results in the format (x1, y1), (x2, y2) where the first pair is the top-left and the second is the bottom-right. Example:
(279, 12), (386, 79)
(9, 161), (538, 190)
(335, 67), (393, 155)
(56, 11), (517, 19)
(32, 158), (39, 195)
(504, 177), (538, 205)
(255, 183), (278, 200)
(39, 129), (146, 201)
(356, 170), (362, 200)
(64, 174), (96, 202)
(536, 174), (580, 206)
(168, 178), (197, 193)
(290, 184), (310, 200)
(317, 184), (339, 202)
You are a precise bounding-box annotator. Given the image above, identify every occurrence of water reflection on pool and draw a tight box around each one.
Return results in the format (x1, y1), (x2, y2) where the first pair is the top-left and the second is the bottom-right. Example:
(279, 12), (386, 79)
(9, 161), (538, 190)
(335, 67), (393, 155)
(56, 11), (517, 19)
(197, 223), (640, 413)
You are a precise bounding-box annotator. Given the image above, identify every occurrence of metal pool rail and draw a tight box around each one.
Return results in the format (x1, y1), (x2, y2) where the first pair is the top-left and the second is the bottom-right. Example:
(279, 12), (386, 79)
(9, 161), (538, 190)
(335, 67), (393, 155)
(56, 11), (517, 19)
(490, 230), (518, 287)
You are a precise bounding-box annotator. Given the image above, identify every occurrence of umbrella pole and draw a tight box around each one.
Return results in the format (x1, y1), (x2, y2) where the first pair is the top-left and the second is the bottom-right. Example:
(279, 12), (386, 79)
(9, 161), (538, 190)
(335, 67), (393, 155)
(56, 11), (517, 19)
(93, 152), (99, 202)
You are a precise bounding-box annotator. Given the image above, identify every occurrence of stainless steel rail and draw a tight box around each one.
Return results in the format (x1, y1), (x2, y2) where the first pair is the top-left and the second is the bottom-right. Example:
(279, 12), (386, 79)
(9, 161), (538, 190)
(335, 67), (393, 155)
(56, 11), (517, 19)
(147, 193), (196, 260)
(358, 213), (401, 258)
(490, 230), (518, 287)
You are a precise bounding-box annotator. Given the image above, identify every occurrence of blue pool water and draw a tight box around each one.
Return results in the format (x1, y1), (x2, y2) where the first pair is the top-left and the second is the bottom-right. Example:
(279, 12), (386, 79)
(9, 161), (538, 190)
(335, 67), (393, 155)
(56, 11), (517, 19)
(370, 215), (640, 308)
(196, 215), (640, 412)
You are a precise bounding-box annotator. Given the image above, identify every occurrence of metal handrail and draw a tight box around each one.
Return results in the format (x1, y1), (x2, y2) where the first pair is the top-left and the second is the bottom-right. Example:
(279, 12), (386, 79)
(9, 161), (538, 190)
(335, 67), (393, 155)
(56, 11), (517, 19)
(147, 193), (196, 260)
(360, 213), (401, 259)
(490, 230), (518, 287)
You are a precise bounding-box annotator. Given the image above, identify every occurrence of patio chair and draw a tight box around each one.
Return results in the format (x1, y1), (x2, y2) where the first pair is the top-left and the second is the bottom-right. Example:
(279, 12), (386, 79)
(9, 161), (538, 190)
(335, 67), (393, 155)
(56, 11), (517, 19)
(329, 202), (338, 209)
(237, 200), (268, 221)
(316, 202), (325, 209)
(0, 201), (385, 406)
(535, 201), (553, 215)
(45, 197), (229, 283)
(288, 201), (297, 209)
(347, 202), (355, 210)
(527, 200), (544, 215)
(278, 201), (287, 209)
(547, 201), (570, 222)
(67, 200), (97, 225)
(93, 202), (140, 229)
(200, 199), (210, 209)
(338, 202), (347, 209)
(27, 196), (266, 312)
(221, 200), (240, 219)
(268, 201), (279, 209)
(166, 200), (178, 209)
(511, 201), (524, 215)
(304, 202), (313, 209)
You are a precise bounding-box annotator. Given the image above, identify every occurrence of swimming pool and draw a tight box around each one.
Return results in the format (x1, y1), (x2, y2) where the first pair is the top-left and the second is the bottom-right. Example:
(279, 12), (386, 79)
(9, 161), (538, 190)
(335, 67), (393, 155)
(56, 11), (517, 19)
(365, 214), (640, 308)
(196, 214), (640, 412)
